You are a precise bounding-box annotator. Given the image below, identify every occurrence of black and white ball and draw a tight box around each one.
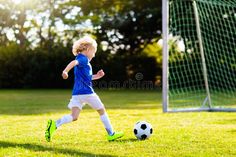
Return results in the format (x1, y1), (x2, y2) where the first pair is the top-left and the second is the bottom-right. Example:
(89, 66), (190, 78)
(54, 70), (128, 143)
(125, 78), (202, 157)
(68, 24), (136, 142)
(134, 121), (153, 140)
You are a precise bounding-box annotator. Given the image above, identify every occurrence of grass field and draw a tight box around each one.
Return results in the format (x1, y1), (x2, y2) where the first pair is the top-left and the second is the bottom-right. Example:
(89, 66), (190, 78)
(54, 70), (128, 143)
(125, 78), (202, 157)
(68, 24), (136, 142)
(0, 89), (235, 157)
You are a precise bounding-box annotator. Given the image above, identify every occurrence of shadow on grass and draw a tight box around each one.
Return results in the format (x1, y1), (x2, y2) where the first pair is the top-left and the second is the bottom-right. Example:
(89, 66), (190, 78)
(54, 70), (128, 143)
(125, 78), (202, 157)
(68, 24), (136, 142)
(228, 129), (236, 133)
(212, 119), (236, 124)
(115, 138), (140, 143)
(107, 138), (144, 143)
(0, 141), (116, 157)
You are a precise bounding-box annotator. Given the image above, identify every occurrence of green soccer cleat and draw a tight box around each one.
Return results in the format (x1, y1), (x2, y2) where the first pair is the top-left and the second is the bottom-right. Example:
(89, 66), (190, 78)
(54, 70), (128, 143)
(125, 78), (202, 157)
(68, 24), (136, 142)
(45, 119), (57, 142)
(107, 131), (124, 141)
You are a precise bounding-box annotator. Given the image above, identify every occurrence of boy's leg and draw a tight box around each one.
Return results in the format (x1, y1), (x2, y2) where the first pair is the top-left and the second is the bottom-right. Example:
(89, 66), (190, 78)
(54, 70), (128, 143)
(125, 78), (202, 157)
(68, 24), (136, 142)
(98, 108), (114, 135)
(86, 94), (124, 141)
(56, 107), (80, 127)
(97, 109), (124, 141)
(45, 107), (80, 142)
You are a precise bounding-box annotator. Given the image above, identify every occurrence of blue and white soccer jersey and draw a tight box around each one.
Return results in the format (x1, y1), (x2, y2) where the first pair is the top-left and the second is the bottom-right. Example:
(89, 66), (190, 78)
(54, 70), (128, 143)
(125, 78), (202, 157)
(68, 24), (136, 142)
(68, 53), (104, 110)
(72, 53), (94, 95)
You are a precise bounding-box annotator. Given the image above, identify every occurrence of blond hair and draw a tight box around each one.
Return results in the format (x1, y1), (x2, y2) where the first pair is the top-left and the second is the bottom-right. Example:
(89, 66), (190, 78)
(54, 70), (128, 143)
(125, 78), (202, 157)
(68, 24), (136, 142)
(72, 36), (97, 56)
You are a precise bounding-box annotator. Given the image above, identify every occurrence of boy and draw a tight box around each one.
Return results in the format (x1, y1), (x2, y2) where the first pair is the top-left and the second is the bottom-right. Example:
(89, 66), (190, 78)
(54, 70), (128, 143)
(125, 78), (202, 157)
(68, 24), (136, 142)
(45, 36), (124, 142)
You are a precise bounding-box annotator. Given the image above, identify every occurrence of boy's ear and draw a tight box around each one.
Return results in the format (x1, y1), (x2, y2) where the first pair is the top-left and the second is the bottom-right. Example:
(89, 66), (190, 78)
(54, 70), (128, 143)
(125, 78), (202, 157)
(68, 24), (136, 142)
(86, 47), (90, 52)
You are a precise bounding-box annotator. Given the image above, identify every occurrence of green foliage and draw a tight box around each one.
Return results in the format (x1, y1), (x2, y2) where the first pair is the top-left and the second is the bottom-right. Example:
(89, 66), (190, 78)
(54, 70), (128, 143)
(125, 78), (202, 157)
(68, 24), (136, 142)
(93, 53), (160, 83)
(0, 44), (73, 88)
(0, 0), (162, 88)
(92, 0), (162, 54)
(0, 43), (160, 88)
(142, 39), (162, 66)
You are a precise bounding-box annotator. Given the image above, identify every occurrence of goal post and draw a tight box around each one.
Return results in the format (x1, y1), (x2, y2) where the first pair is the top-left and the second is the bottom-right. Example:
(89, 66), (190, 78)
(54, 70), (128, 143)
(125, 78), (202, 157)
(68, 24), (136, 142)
(162, 0), (236, 112)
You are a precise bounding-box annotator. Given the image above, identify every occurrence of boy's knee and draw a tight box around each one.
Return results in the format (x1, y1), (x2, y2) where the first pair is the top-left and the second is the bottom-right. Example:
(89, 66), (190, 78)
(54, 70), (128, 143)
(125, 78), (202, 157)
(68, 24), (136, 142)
(72, 115), (78, 121)
(97, 108), (105, 115)
(71, 107), (80, 121)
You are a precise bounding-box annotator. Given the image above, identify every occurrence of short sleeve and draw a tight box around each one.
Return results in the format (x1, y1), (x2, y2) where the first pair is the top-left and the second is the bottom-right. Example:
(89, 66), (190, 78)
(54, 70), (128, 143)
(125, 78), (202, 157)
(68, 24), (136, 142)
(76, 55), (88, 67)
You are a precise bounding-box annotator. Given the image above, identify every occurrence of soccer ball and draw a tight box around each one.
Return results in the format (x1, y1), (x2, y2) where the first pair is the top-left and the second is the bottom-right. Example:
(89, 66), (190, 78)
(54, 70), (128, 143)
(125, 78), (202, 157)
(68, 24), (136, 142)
(133, 121), (153, 140)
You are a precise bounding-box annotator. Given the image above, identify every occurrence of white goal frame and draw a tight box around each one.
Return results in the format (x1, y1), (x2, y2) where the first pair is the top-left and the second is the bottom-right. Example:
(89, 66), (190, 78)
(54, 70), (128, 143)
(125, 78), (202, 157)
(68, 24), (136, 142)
(162, 0), (236, 112)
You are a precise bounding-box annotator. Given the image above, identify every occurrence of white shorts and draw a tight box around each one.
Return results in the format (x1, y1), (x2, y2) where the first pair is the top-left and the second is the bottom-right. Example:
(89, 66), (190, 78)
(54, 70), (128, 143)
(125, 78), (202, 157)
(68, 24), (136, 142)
(68, 93), (104, 110)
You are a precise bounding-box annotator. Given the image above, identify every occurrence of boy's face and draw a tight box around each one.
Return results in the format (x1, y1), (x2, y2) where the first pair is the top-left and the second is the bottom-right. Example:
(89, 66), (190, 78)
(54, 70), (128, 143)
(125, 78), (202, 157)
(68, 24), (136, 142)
(86, 47), (96, 61)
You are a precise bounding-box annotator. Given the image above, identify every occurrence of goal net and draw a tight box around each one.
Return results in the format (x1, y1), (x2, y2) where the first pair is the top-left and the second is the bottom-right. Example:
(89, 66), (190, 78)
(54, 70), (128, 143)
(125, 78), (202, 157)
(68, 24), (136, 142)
(162, 0), (236, 112)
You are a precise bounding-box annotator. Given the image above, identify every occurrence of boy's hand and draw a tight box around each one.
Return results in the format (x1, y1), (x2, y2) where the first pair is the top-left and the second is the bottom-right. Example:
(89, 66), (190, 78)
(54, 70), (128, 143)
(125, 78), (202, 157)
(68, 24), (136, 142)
(92, 69), (105, 80)
(62, 71), (68, 79)
(97, 69), (105, 78)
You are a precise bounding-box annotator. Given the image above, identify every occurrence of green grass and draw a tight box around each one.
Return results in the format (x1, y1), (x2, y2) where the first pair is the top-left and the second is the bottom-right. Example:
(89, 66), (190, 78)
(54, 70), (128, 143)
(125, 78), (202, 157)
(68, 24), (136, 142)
(0, 89), (235, 157)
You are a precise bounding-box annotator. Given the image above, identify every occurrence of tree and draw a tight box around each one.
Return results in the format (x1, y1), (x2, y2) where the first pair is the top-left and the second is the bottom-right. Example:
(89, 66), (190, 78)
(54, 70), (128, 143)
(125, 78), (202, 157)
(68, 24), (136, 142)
(79, 0), (162, 56)
(0, 0), (163, 88)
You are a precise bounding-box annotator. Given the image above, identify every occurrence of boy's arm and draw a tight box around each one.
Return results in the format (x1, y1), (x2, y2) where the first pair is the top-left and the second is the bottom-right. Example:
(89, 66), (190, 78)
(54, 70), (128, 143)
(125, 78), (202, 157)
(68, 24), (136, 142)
(62, 60), (78, 79)
(92, 69), (105, 80)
